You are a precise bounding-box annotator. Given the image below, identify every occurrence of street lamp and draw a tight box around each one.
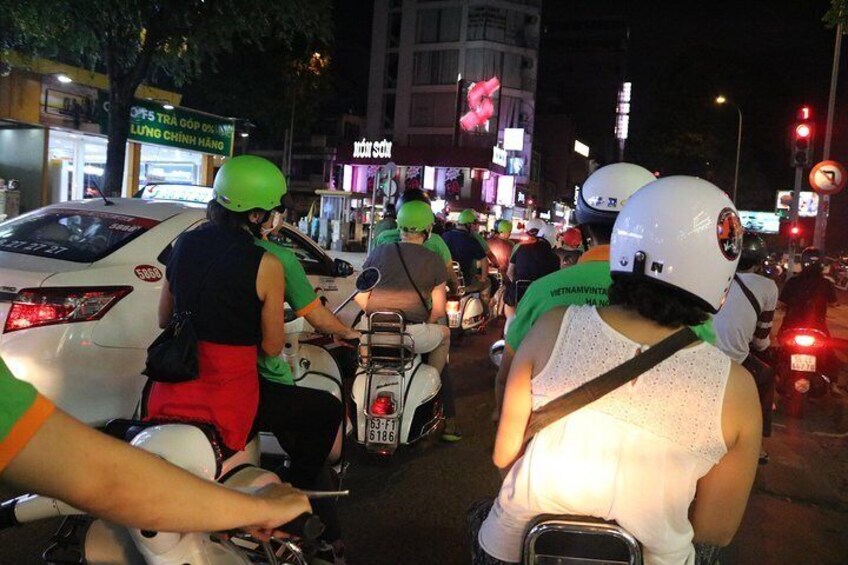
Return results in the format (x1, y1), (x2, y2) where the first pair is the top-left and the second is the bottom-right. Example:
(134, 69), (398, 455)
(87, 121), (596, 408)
(715, 95), (743, 204)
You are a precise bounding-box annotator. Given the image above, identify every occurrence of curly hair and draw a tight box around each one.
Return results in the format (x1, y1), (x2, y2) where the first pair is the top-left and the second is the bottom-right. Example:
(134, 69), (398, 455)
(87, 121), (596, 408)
(608, 275), (710, 327)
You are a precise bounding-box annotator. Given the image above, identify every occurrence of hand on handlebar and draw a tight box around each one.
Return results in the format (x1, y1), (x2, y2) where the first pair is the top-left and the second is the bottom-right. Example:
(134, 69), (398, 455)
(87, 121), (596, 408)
(243, 483), (311, 541)
(334, 329), (361, 348)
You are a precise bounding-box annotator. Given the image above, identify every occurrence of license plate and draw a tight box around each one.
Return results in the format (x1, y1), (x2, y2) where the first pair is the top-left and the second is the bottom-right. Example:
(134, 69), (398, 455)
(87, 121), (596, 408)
(791, 354), (817, 372)
(367, 418), (397, 445)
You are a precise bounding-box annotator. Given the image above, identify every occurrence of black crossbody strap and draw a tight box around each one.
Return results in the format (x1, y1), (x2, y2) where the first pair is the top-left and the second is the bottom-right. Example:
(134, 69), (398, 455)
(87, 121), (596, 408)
(394, 243), (430, 315)
(733, 274), (761, 318)
(523, 326), (700, 443)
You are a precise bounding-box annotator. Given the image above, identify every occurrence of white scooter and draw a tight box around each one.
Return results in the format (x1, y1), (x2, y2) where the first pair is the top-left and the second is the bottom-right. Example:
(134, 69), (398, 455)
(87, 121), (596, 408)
(351, 310), (444, 456)
(446, 261), (488, 337)
(1, 423), (328, 565)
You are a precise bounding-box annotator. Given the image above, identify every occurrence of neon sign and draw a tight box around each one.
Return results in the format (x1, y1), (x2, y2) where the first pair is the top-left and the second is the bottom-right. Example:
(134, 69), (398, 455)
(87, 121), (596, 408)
(459, 77), (501, 131)
(353, 138), (393, 159)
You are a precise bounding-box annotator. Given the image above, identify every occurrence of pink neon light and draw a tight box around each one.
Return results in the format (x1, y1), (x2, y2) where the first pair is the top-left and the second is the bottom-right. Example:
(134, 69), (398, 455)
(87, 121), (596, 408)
(459, 77), (501, 131)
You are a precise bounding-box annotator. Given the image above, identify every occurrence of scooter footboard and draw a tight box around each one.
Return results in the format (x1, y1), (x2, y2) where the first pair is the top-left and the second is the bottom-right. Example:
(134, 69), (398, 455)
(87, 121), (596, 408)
(523, 515), (643, 565)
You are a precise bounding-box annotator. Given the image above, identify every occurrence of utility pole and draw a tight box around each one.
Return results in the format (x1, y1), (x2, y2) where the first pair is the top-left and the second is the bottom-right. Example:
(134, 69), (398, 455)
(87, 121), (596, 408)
(787, 167), (804, 278)
(814, 23), (843, 250)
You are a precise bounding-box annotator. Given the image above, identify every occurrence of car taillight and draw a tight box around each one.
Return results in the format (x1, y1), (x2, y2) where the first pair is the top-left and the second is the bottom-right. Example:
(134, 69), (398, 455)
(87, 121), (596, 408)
(446, 300), (460, 315)
(4, 287), (133, 333)
(371, 393), (396, 416)
(793, 334), (817, 348)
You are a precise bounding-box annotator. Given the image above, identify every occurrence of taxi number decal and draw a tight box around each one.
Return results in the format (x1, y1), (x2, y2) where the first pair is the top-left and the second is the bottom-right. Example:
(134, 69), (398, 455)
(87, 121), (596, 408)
(134, 265), (163, 282)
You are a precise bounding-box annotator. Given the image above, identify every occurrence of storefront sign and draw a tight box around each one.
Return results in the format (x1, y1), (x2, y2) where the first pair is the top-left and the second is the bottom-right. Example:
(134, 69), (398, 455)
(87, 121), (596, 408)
(353, 138), (393, 159)
(100, 96), (234, 157)
(492, 146), (508, 167)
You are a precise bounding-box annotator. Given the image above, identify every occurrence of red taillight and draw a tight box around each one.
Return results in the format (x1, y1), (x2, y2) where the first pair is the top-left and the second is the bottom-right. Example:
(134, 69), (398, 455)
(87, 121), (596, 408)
(371, 393), (396, 416)
(4, 287), (133, 333)
(793, 334), (817, 348)
(446, 300), (460, 315)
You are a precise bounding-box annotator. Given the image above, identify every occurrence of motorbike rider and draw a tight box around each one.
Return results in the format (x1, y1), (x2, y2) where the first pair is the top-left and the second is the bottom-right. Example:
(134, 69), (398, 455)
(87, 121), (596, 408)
(373, 202), (397, 240)
(443, 209), (492, 304)
(254, 197), (359, 562)
(0, 355), (310, 539)
(503, 219), (559, 318)
(356, 200), (461, 440)
(487, 220), (516, 280)
(471, 176), (761, 565)
(555, 226), (584, 268)
(713, 233), (778, 463)
(492, 163), (723, 416)
(149, 155), (286, 455)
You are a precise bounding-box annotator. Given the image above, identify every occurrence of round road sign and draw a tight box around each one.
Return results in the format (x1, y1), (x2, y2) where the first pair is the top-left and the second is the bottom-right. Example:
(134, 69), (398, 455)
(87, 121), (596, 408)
(809, 160), (848, 195)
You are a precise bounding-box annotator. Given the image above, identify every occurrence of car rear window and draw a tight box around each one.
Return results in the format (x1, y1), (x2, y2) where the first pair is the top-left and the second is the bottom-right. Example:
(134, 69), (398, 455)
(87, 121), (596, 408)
(0, 209), (159, 263)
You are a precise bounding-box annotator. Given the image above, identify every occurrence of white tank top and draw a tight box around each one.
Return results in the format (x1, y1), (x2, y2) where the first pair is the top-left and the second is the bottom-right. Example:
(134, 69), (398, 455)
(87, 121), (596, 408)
(479, 306), (730, 565)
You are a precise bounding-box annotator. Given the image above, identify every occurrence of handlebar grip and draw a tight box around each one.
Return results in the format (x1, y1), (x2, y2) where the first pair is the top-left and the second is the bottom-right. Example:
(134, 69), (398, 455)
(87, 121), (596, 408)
(278, 512), (324, 541)
(0, 498), (20, 530)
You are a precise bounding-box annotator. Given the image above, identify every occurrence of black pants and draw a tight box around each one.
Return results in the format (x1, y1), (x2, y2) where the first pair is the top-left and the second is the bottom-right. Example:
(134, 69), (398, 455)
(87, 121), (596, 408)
(254, 379), (344, 541)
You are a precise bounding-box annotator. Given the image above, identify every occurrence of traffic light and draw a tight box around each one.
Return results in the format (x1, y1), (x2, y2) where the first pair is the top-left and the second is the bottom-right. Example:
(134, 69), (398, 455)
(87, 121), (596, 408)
(791, 106), (815, 168)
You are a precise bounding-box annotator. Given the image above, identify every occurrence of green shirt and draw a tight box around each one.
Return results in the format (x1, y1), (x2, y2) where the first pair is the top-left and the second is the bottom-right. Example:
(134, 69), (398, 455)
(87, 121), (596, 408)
(254, 239), (321, 385)
(373, 218), (397, 240)
(1, 356), (54, 472)
(375, 228), (453, 264)
(505, 250), (716, 352)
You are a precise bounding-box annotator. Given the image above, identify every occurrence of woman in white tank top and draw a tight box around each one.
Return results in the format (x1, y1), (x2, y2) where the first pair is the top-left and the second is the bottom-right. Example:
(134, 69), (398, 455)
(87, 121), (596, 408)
(471, 177), (762, 565)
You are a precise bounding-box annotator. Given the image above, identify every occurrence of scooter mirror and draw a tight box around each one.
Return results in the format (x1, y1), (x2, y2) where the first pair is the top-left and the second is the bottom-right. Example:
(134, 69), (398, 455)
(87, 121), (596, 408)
(356, 267), (381, 292)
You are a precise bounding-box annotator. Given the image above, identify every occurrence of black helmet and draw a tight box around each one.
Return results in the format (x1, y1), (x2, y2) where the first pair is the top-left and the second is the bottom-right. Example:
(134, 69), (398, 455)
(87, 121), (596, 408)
(397, 188), (431, 208)
(738, 233), (768, 270)
(801, 247), (823, 271)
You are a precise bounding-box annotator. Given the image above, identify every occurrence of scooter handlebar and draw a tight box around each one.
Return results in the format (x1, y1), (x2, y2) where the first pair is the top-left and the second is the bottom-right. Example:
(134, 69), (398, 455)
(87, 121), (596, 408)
(277, 512), (324, 541)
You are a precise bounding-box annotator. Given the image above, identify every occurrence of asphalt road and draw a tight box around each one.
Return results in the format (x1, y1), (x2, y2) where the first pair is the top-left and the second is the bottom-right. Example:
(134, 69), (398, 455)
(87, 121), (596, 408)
(1, 314), (846, 564)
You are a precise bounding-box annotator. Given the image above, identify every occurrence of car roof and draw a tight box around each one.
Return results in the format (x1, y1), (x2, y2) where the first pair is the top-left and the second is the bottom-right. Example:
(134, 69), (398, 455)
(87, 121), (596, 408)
(38, 198), (206, 221)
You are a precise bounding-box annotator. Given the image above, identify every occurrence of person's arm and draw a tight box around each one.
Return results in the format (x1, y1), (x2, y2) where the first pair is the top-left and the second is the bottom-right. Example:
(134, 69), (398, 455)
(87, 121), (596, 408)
(752, 283), (778, 352)
(690, 362), (761, 546)
(429, 284), (447, 323)
(256, 253), (286, 357)
(506, 263), (516, 283)
(478, 257), (490, 282)
(305, 304), (360, 340)
(157, 280), (174, 329)
(2, 409), (310, 537)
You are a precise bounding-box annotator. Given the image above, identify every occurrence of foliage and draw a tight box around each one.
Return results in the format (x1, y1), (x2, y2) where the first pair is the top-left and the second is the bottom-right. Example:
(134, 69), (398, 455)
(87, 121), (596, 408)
(824, 0), (848, 27)
(1, 0), (332, 193)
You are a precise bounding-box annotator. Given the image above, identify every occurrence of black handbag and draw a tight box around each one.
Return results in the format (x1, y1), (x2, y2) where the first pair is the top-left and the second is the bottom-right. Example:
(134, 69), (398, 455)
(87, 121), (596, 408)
(143, 243), (235, 383)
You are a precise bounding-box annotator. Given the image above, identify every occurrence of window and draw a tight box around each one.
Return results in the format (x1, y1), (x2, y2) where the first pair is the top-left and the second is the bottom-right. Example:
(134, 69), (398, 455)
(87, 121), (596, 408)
(385, 53), (399, 89)
(409, 134), (453, 147)
(383, 94), (396, 131)
(0, 209), (159, 263)
(387, 12), (402, 48)
(467, 7), (539, 48)
(410, 92), (456, 127)
(268, 229), (328, 276)
(465, 48), (501, 82)
(412, 50), (459, 85)
(415, 8), (461, 43)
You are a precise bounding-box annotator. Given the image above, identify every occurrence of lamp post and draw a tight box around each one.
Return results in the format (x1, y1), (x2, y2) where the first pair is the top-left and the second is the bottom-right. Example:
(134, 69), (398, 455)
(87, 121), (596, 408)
(715, 95), (742, 204)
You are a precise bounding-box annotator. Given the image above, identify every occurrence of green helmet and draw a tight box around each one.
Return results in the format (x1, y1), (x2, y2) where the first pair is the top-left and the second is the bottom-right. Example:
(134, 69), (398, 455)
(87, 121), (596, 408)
(497, 219), (513, 234)
(213, 155), (287, 212)
(396, 200), (434, 232)
(457, 209), (477, 225)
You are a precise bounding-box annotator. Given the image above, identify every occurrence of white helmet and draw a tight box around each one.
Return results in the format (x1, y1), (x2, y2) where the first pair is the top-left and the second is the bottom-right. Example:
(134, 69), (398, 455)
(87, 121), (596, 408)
(576, 162), (656, 225)
(610, 176), (743, 313)
(130, 424), (218, 481)
(538, 224), (558, 247)
(524, 218), (546, 235)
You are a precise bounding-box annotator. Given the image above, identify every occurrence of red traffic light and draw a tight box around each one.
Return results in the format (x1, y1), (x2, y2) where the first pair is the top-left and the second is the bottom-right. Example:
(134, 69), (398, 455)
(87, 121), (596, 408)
(798, 106), (812, 120)
(795, 124), (812, 139)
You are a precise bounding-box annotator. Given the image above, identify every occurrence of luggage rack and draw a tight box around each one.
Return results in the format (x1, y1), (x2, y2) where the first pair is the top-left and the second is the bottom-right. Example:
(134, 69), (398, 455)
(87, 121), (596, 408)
(358, 310), (415, 373)
(523, 514), (643, 565)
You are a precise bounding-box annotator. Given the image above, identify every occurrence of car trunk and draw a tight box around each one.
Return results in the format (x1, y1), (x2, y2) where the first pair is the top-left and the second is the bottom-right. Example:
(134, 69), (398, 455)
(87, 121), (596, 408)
(0, 251), (87, 326)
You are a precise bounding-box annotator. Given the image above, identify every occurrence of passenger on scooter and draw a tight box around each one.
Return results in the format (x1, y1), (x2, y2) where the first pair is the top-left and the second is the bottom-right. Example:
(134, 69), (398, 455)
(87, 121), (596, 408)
(357, 200), (461, 440)
(148, 155), (287, 454)
(713, 233), (778, 463)
(471, 176), (762, 565)
(487, 220), (516, 280)
(373, 202), (397, 240)
(503, 219), (559, 319)
(0, 355), (310, 538)
(493, 163), (714, 415)
(443, 209), (492, 303)
(254, 201), (359, 562)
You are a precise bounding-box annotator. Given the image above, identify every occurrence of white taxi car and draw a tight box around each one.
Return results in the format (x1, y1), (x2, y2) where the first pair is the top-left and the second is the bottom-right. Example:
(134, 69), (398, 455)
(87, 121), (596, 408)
(0, 186), (357, 425)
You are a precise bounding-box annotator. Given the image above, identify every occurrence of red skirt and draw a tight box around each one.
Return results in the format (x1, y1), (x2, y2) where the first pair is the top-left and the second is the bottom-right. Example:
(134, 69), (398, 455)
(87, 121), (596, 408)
(145, 341), (259, 452)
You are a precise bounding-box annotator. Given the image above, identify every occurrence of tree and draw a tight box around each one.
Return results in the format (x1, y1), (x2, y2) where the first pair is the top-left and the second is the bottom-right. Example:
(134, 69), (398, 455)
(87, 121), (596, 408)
(1, 0), (332, 195)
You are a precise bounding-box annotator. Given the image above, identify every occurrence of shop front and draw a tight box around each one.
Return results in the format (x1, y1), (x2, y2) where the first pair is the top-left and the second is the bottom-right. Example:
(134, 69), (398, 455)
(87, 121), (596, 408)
(0, 56), (232, 216)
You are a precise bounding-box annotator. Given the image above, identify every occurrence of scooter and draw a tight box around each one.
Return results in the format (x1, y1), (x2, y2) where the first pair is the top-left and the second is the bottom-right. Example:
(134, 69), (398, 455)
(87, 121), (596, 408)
(350, 310), (443, 456)
(1, 421), (329, 565)
(523, 514), (643, 564)
(775, 325), (836, 418)
(446, 262), (488, 337)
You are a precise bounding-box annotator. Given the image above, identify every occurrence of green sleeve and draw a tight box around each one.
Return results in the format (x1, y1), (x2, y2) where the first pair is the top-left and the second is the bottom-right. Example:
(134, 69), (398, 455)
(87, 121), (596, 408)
(425, 234), (453, 263)
(0, 359), (39, 443)
(254, 239), (319, 313)
(375, 228), (400, 246)
(505, 281), (547, 351)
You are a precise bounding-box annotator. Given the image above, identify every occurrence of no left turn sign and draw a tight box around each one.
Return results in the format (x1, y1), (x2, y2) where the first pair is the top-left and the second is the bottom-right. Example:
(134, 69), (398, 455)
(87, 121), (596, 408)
(809, 160), (848, 195)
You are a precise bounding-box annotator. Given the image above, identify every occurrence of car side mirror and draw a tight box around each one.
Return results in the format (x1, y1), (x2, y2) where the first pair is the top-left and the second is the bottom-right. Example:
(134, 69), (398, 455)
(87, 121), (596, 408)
(333, 258), (354, 278)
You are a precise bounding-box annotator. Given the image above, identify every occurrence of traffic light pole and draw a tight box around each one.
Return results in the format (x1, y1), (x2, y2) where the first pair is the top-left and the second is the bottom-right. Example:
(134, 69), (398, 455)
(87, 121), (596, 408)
(787, 166), (804, 279)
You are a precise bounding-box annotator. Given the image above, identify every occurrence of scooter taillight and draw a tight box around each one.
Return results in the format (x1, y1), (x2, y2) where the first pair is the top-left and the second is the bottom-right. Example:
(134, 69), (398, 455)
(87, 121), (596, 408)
(793, 334), (818, 348)
(371, 393), (396, 416)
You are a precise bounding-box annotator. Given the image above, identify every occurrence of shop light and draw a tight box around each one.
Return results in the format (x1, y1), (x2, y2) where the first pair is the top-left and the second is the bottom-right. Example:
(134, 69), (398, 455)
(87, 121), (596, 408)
(162, 103), (175, 110)
(56, 73), (73, 84)
(240, 132), (250, 138)
(423, 166), (436, 190)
